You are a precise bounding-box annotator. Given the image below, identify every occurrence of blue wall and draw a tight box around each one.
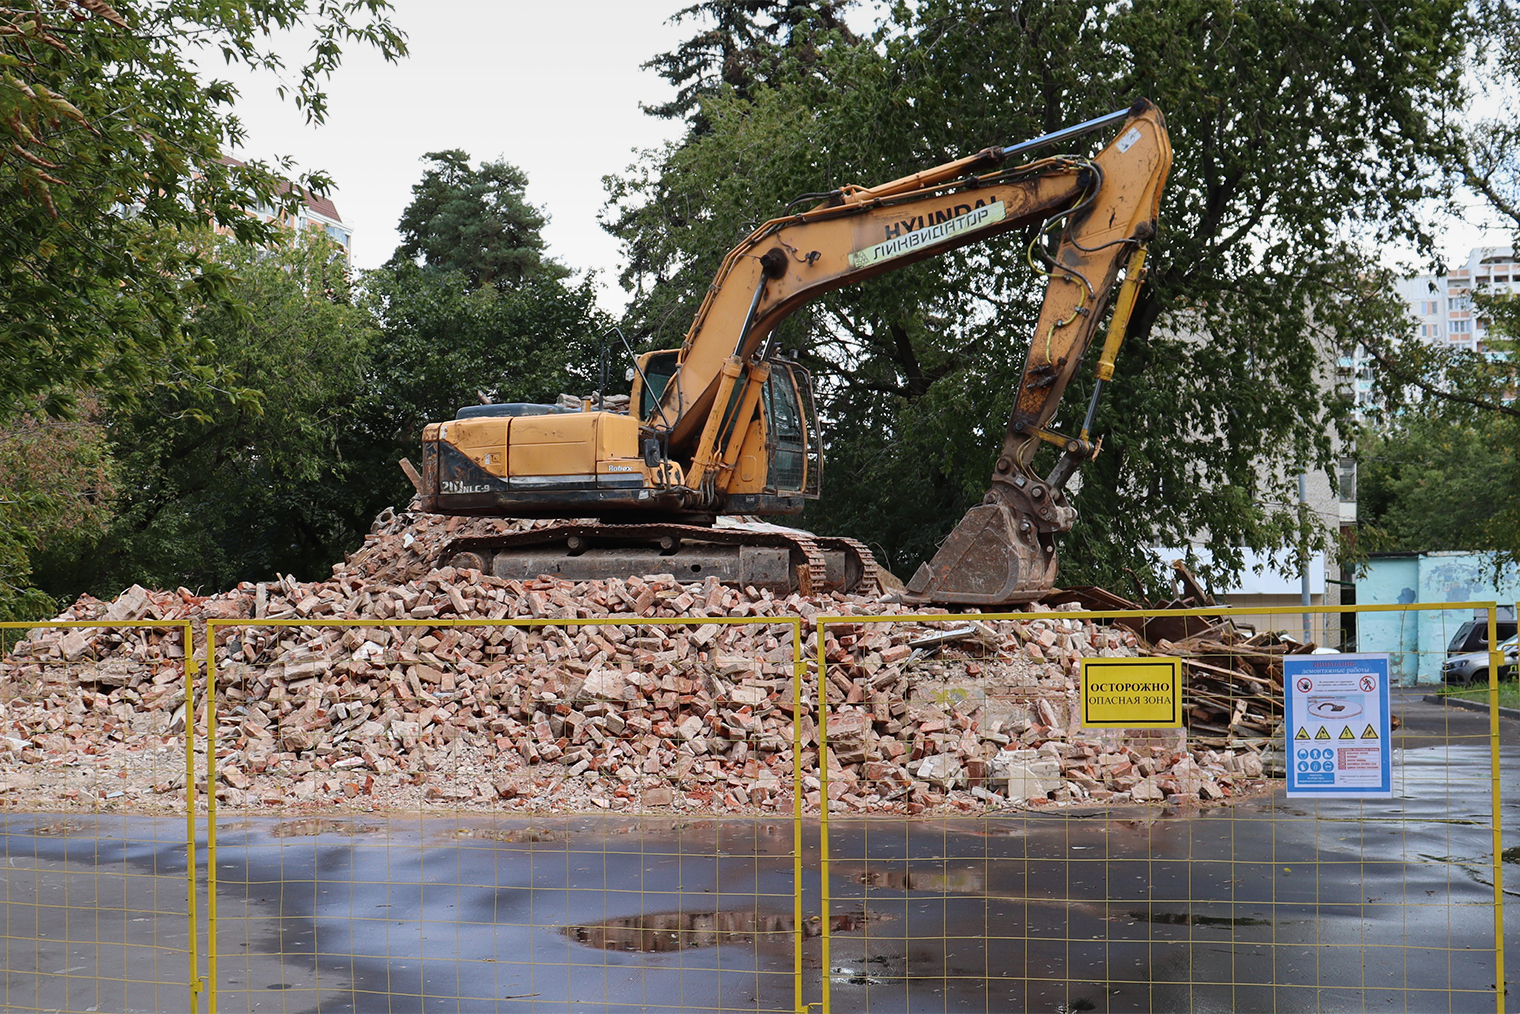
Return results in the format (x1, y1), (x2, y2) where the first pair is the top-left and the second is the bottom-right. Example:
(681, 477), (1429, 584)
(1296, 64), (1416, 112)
(1356, 553), (1520, 684)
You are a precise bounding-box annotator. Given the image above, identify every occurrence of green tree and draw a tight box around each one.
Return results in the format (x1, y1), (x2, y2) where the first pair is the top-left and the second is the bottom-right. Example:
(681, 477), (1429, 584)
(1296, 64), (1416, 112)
(1357, 415), (1517, 563)
(606, 0), (1471, 591)
(0, 0), (405, 420)
(1345, 0), (1520, 574)
(0, 400), (115, 619)
(1350, 275), (1520, 570)
(641, 0), (857, 128)
(357, 152), (614, 512)
(389, 150), (568, 291)
(1456, 0), (1520, 230)
(34, 234), (377, 597)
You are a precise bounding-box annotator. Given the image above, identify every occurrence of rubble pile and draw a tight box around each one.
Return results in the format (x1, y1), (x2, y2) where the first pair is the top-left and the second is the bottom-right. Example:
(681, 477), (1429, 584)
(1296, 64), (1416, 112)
(1146, 622), (1298, 751)
(0, 511), (1277, 816)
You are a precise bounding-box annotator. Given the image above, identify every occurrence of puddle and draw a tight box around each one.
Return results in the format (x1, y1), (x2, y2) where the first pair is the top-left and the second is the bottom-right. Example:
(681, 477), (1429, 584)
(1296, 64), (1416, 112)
(1125, 910), (1271, 927)
(857, 867), (987, 893)
(564, 909), (796, 952)
(1502, 846), (1520, 865)
(449, 826), (561, 843)
(566, 906), (885, 952)
(831, 966), (890, 984)
(830, 909), (890, 932)
(27, 819), (91, 836)
(269, 818), (384, 837)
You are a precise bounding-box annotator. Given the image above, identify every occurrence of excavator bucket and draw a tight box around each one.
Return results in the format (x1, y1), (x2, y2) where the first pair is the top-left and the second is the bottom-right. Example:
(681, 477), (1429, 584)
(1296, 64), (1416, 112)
(903, 503), (1059, 606)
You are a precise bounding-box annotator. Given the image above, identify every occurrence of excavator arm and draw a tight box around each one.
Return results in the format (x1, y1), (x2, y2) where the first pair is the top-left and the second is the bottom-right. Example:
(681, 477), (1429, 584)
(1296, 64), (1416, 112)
(654, 101), (1172, 603)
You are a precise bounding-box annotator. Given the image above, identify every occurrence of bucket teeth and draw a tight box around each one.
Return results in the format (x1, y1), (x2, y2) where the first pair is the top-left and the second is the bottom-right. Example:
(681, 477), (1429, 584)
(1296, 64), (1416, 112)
(904, 504), (1057, 606)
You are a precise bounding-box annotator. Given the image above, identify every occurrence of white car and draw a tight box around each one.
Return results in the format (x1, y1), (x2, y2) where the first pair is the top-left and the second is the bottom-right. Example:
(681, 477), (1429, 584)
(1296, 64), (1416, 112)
(1442, 635), (1519, 684)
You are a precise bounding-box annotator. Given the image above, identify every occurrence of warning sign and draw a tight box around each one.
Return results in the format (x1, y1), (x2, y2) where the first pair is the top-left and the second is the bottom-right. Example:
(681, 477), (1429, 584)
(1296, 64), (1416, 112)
(1285, 654), (1392, 798)
(1079, 657), (1181, 728)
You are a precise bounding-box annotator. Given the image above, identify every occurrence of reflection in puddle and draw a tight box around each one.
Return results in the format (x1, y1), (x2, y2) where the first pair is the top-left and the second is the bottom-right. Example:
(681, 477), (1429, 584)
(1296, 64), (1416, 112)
(26, 820), (91, 837)
(1126, 910), (1271, 927)
(566, 908), (885, 952)
(449, 826), (560, 843)
(857, 867), (986, 893)
(565, 910), (795, 952)
(269, 818), (384, 838)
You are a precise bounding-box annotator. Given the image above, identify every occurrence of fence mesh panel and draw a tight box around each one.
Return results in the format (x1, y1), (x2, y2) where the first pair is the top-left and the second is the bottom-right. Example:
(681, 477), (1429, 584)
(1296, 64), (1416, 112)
(203, 614), (806, 1013)
(814, 604), (1511, 1013)
(0, 620), (198, 1013)
(0, 600), (1508, 1013)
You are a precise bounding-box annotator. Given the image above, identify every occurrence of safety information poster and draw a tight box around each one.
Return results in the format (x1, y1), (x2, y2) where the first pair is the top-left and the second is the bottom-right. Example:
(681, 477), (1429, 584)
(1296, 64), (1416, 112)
(1283, 654), (1392, 797)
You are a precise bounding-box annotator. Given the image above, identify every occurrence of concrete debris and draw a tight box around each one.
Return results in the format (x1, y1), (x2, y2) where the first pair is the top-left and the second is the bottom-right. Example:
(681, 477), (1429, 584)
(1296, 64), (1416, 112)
(1145, 623), (1306, 751)
(0, 509), (1275, 816)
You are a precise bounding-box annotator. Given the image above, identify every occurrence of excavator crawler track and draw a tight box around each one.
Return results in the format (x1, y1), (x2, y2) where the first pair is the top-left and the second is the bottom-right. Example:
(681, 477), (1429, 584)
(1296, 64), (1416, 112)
(437, 522), (880, 596)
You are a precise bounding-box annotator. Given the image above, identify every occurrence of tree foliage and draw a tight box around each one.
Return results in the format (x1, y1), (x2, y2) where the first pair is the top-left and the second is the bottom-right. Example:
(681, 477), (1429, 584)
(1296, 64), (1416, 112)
(0, 400), (114, 618)
(641, 0), (857, 127)
(607, 0), (1471, 591)
(1351, 275), (1520, 571)
(34, 234), (376, 597)
(1357, 415), (1518, 566)
(390, 150), (567, 291)
(1346, 0), (1520, 575)
(0, 0), (404, 419)
(1458, 0), (1520, 229)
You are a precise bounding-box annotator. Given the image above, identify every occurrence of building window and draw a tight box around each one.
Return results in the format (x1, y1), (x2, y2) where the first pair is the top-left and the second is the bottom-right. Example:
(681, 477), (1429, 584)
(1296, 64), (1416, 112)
(1449, 295), (1471, 311)
(1451, 319), (1471, 333)
(1338, 458), (1357, 503)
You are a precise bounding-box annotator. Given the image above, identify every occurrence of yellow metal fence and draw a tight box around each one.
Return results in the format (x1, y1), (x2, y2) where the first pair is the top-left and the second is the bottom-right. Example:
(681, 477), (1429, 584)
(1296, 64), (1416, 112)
(0, 619), (200, 1014)
(201, 614), (808, 1014)
(0, 601), (1511, 1013)
(814, 602), (1511, 1014)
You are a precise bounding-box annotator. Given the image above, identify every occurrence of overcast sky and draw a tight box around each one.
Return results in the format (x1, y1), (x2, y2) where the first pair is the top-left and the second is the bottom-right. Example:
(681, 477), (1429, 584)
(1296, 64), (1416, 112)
(220, 1), (697, 310)
(219, 1), (1513, 314)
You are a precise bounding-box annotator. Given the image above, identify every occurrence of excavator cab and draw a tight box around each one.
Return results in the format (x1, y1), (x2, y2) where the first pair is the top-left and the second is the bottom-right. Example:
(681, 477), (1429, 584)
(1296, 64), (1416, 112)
(773, 360), (824, 496)
(633, 351), (822, 502)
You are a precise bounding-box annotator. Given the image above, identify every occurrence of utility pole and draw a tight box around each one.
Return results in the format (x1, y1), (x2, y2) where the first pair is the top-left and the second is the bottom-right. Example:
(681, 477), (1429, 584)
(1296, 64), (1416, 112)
(1299, 472), (1312, 645)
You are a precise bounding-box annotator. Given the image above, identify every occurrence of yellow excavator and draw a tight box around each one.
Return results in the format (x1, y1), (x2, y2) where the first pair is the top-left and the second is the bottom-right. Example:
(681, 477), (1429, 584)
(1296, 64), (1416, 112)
(413, 101), (1172, 605)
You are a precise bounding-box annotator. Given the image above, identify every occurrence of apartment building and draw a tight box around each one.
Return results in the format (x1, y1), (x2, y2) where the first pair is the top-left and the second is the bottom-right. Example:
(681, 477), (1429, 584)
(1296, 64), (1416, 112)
(1341, 246), (1517, 417)
(1393, 246), (1518, 353)
(216, 157), (353, 259)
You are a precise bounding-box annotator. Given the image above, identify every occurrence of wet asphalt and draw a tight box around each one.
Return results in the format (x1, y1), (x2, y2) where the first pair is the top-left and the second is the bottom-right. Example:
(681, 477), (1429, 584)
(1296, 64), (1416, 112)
(0, 689), (1513, 1014)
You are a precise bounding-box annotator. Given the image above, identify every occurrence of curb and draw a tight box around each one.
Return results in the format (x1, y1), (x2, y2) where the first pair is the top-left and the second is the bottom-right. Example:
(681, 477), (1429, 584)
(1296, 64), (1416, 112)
(1421, 693), (1520, 721)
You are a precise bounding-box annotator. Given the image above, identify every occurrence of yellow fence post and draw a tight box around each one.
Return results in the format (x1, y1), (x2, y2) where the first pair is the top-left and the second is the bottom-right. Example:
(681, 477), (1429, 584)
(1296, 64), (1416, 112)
(204, 619), (219, 1014)
(791, 615), (807, 1014)
(184, 620), (202, 1013)
(815, 617), (831, 1014)
(1486, 605), (1506, 1014)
